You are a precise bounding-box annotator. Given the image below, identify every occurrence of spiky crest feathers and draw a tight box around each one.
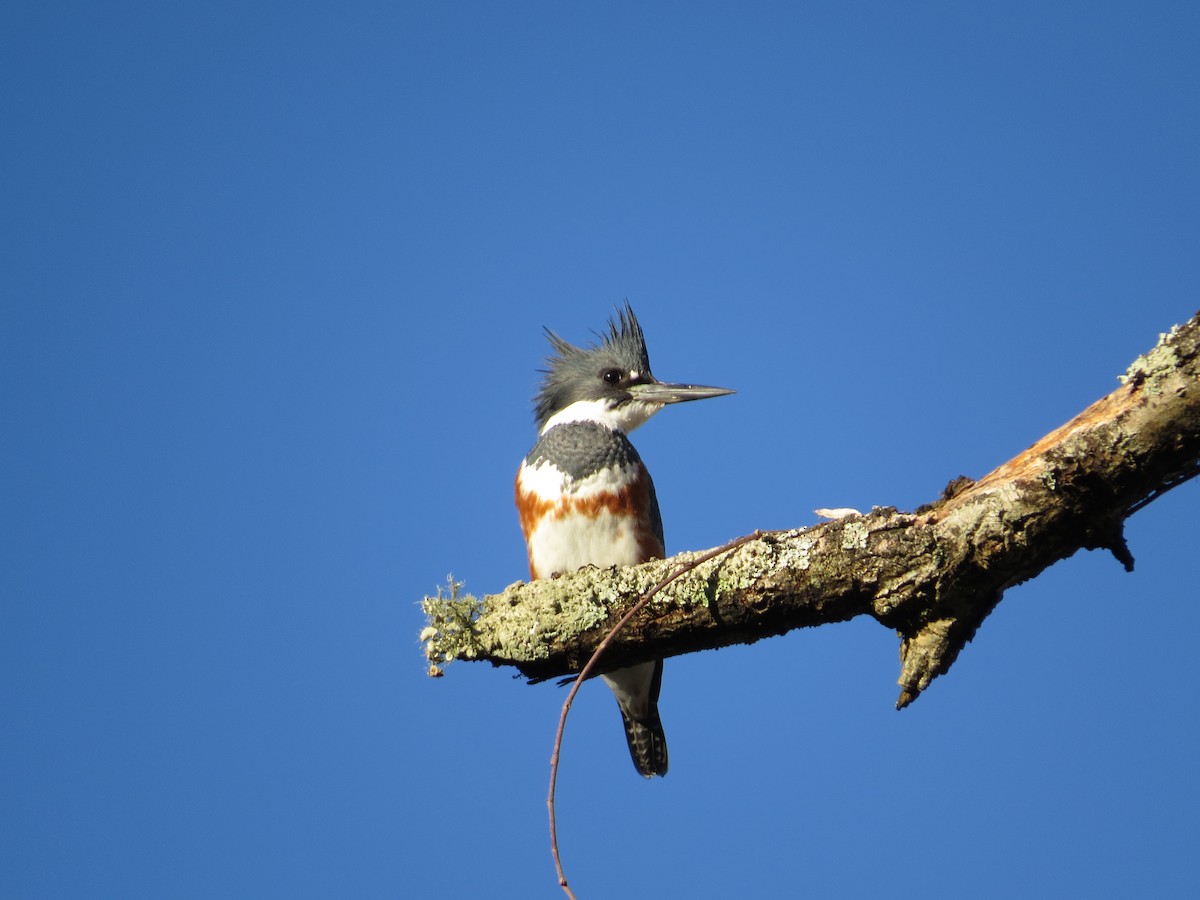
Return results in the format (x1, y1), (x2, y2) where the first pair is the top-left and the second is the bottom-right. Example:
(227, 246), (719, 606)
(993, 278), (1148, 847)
(532, 303), (654, 431)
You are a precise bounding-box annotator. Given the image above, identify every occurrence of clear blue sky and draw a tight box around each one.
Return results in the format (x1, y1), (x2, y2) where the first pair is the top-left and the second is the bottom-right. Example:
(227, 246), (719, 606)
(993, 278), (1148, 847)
(3, 2), (1198, 898)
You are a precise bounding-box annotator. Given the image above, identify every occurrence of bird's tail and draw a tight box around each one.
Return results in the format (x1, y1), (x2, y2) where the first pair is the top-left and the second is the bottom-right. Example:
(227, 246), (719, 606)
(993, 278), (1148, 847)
(617, 704), (669, 778)
(601, 660), (669, 778)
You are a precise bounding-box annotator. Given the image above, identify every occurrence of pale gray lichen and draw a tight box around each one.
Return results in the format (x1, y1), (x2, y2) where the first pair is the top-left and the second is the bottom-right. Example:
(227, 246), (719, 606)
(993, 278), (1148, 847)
(1120, 324), (1182, 387)
(841, 521), (869, 550)
(777, 532), (817, 571)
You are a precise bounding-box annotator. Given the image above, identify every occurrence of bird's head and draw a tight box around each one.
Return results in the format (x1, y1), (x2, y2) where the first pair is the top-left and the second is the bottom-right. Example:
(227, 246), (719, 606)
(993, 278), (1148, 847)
(533, 303), (733, 434)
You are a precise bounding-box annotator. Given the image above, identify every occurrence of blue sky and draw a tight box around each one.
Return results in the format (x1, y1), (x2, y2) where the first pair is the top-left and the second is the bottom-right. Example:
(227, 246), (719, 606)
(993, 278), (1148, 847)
(3, 2), (1198, 897)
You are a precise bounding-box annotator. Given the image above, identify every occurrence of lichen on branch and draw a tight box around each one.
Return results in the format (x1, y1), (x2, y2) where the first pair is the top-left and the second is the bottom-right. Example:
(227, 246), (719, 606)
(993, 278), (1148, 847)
(421, 311), (1200, 705)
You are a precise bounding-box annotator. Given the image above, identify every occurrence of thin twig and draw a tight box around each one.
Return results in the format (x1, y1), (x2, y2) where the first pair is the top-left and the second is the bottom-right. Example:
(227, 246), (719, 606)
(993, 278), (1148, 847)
(547, 531), (764, 897)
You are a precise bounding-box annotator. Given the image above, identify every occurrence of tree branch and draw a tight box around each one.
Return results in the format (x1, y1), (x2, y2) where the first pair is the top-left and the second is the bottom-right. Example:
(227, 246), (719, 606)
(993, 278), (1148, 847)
(422, 312), (1200, 706)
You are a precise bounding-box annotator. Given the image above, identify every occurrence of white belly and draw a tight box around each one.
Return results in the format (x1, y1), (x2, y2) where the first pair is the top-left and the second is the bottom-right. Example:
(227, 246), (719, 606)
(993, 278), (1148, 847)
(526, 507), (647, 576)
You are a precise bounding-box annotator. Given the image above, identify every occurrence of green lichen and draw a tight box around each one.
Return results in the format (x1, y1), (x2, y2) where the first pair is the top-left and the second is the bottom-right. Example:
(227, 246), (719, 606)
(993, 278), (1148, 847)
(472, 570), (618, 665)
(420, 576), (484, 674)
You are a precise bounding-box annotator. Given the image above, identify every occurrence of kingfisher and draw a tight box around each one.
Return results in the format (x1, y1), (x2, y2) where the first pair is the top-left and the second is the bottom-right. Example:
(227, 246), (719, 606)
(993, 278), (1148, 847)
(515, 303), (733, 778)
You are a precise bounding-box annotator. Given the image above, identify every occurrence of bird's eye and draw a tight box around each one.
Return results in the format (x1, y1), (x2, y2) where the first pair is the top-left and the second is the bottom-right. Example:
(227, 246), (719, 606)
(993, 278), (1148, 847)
(601, 368), (623, 385)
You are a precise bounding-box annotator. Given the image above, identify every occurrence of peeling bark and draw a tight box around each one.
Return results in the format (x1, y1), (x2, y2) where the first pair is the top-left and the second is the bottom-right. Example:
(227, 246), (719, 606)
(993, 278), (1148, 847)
(422, 312), (1200, 706)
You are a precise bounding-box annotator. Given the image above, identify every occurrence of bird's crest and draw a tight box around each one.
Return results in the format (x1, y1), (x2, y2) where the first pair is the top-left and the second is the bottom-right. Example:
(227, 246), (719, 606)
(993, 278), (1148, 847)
(533, 302), (652, 430)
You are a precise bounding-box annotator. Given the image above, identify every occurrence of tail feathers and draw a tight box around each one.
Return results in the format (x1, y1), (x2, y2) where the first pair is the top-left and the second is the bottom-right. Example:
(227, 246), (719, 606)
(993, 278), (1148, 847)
(601, 660), (669, 778)
(618, 706), (669, 778)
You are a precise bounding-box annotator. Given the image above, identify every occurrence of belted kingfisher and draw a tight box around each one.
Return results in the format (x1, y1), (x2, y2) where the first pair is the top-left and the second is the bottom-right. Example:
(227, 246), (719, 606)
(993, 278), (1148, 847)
(515, 303), (733, 778)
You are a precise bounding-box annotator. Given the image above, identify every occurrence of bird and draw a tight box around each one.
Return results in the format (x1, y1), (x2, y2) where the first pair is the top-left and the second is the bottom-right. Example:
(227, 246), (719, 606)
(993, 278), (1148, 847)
(514, 303), (733, 777)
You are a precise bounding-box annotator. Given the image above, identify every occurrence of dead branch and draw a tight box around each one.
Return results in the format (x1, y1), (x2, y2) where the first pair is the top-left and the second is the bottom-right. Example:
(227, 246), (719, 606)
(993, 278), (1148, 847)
(422, 311), (1200, 706)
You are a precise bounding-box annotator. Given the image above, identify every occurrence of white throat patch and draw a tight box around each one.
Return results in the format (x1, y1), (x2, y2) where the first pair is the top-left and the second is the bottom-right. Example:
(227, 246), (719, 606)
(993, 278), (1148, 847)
(540, 398), (663, 436)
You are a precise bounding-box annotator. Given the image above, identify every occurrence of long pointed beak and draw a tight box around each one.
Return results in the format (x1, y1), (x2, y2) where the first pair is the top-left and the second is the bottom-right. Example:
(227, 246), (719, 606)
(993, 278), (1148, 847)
(628, 380), (735, 405)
